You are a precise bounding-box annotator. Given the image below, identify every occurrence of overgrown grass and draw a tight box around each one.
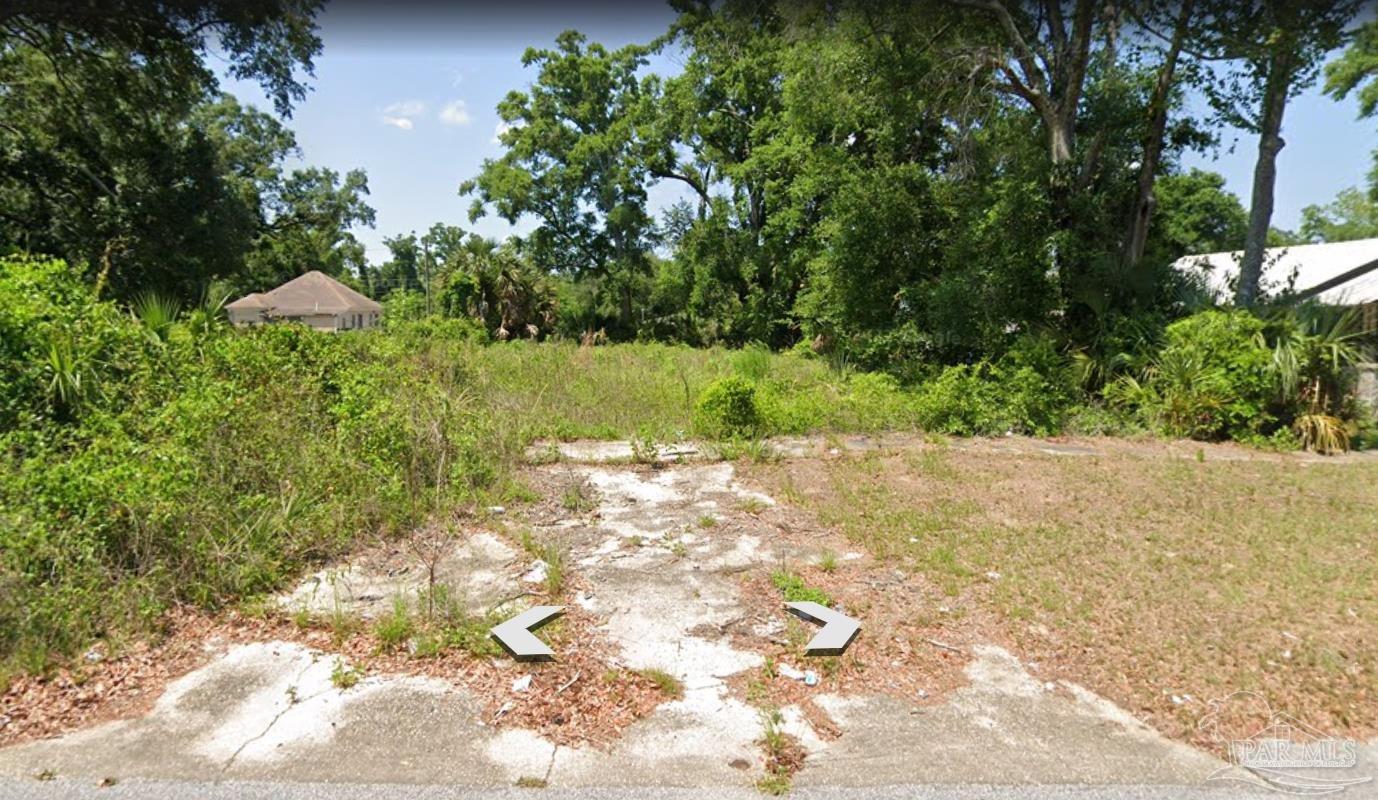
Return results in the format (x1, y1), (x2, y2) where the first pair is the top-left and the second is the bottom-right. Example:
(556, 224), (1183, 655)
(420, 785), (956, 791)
(3, 254), (1367, 682)
(460, 338), (943, 441)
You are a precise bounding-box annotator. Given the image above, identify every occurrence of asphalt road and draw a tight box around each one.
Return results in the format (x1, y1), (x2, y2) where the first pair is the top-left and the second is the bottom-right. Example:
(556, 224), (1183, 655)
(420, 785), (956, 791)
(0, 779), (1286, 800)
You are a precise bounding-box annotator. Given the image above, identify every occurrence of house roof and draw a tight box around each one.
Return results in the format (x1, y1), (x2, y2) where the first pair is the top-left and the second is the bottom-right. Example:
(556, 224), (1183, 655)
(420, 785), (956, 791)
(227, 271), (383, 316)
(1172, 237), (1378, 305)
(225, 292), (270, 310)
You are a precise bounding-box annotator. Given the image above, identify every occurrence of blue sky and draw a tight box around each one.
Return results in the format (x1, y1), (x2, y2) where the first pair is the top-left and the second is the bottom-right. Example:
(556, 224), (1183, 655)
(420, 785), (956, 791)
(218, 4), (1378, 267)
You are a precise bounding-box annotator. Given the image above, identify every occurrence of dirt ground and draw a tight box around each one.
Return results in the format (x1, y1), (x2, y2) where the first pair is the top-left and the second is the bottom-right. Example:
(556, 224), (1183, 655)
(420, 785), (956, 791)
(745, 435), (1378, 750)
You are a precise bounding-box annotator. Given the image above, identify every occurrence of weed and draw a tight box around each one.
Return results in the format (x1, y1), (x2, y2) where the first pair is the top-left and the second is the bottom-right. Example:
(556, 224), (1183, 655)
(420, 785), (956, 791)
(817, 550), (838, 573)
(739, 497), (769, 515)
(374, 596), (415, 653)
(330, 659), (361, 690)
(329, 610), (359, 648)
(630, 429), (661, 465)
(542, 548), (566, 597)
(697, 514), (718, 528)
(756, 707), (803, 796)
(636, 667), (685, 699)
(560, 479), (594, 512)
(771, 571), (832, 606)
(517, 530), (567, 597)
(446, 614), (506, 657)
(757, 772), (791, 796)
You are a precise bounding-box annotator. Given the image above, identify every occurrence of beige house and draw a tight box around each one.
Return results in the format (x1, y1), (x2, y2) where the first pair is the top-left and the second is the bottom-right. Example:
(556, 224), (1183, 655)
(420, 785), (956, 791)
(226, 271), (382, 332)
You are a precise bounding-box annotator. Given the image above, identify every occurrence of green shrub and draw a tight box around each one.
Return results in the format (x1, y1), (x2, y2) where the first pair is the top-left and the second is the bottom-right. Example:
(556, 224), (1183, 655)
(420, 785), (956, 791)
(694, 376), (761, 438)
(912, 364), (1005, 436)
(992, 336), (1077, 436)
(1107, 310), (1275, 440)
(0, 257), (508, 673)
(842, 371), (916, 431)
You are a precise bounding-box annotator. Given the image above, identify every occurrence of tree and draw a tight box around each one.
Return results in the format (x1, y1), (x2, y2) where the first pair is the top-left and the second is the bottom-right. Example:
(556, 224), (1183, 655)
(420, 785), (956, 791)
(1298, 187), (1378, 243)
(1123, 0), (1200, 269)
(646, 0), (800, 345)
(461, 31), (653, 337)
(1325, 18), (1378, 195)
(0, 0), (328, 299)
(949, 0), (1107, 168)
(1146, 169), (1247, 260)
(243, 167), (374, 290)
(1197, 0), (1361, 305)
(2, 0), (323, 116)
(435, 238), (556, 339)
(376, 233), (422, 296)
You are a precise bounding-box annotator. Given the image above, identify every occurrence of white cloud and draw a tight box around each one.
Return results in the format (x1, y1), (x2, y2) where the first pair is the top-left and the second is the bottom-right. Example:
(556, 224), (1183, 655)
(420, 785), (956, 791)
(383, 99), (426, 118)
(439, 100), (472, 127)
(379, 99), (425, 131)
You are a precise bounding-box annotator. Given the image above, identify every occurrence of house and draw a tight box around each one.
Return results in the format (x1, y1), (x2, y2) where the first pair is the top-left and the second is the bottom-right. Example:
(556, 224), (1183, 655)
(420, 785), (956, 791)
(1172, 237), (1378, 331)
(1173, 238), (1378, 408)
(226, 271), (383, 332)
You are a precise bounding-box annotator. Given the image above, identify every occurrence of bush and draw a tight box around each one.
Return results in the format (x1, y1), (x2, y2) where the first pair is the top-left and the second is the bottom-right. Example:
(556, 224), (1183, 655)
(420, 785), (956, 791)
(1107, 310), (1275, 440)
(694, 376), (761, 438)
(0, 258), (507, 672)
(912, 364), (1005, 436)
(992, 336), (1077, 436)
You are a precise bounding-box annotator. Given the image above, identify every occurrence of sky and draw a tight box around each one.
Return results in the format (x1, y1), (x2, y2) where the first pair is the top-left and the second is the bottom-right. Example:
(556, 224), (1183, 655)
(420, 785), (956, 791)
(216, 2), (1378, 267)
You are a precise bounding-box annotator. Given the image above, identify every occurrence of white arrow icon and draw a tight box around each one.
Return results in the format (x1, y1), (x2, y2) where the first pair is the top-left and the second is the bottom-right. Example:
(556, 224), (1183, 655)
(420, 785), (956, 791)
(785, 601), (860, 656)
(490, 605), (564, 661)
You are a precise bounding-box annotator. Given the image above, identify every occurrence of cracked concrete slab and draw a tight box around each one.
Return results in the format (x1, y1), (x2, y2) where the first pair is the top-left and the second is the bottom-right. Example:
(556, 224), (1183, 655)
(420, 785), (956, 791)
(0, 641), (520, 785)
(527, 462), (779, 786)
(0, 638), (1272, 791)
(795, 645), (1232, 787)
(278, 531), (520, 620)
(7, 458), (1368, 794)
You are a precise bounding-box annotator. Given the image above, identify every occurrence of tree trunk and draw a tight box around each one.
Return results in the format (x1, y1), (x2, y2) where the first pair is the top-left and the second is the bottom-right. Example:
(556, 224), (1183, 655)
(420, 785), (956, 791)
(1048, 119), (1074, 165)
(1237, 52), (1293, 307)
(1124, 0), (1193, 269)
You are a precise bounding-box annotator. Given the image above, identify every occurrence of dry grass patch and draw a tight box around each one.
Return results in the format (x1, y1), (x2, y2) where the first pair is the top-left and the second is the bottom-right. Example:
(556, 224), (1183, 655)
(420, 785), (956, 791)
(747, 441), (1378, 749)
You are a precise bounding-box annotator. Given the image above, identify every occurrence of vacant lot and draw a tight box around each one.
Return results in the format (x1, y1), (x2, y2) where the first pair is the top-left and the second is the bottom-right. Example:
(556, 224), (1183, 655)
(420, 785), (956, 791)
(747, 439), (1378, 747)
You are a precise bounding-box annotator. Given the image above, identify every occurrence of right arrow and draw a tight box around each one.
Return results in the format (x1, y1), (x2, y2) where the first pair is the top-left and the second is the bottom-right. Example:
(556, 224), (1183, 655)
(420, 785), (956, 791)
(490, 605), (564, 662)
(784, 601), (860, 656)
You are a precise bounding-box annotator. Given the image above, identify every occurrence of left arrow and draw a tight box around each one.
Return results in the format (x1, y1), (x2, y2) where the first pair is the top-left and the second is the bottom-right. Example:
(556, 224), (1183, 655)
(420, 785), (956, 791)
(490, 605), (565, 662)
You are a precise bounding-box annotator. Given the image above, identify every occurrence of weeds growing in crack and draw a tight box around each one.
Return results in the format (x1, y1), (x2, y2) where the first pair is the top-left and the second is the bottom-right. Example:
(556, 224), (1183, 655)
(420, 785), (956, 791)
(560, 478), (594, 513)
(330, 658), (361, 689)
(756, 707), (804, 795)
(635, 667), (685, 699)
(517, 529), (567, 598)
